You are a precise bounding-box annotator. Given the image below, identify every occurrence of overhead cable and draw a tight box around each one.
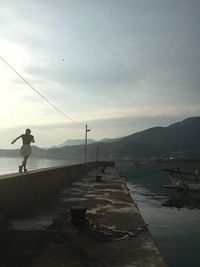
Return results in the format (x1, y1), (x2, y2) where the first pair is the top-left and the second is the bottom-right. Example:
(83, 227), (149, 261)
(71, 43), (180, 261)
(0, 56), (83, 127)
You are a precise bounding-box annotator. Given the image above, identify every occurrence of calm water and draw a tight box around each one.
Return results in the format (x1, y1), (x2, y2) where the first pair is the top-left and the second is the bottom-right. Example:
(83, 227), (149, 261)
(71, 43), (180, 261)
(1, 157), (200, 266)
(117, 160), (200, 267)
(0, 157), (81, 176)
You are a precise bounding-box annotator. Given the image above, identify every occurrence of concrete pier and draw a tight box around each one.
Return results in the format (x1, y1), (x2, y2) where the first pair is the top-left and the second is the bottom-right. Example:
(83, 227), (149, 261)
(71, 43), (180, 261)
(0, 161), (112, 216)
(0, 163), (167, 266)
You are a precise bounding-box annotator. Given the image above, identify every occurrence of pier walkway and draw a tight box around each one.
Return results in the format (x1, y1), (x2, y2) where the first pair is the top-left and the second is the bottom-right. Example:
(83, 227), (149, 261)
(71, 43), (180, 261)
(0, 164), (167, 266)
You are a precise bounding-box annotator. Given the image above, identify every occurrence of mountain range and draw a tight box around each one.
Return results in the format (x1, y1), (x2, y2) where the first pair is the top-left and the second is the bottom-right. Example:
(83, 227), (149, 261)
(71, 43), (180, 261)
(52, 139), (96, 147)
(1, 117), (200, 161)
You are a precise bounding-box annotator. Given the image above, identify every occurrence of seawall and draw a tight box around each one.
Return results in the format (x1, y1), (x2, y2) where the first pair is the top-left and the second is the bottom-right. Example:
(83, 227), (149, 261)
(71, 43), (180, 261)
(0, 161), (114, 217)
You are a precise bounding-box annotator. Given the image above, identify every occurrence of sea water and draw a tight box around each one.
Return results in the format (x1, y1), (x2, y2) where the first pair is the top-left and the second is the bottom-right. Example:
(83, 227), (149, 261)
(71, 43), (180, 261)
(117, 161), (200, 267)
(0, 157), (80, 176)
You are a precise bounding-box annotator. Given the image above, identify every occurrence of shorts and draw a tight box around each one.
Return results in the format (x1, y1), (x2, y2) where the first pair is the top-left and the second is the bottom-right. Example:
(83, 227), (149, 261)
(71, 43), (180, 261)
(20, 145), (32, 157)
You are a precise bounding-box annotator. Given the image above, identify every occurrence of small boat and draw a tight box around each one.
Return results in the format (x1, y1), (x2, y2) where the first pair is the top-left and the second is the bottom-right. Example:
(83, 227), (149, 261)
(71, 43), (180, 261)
(163, 168), (200, 191)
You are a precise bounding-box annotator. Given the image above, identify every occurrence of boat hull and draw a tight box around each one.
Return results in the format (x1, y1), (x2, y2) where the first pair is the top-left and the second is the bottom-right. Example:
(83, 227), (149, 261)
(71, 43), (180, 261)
(164, 169), (200, 191)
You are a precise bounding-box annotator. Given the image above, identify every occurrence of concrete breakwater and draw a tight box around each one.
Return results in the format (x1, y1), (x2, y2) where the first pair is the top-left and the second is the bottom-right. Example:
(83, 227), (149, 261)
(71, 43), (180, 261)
(0, 162), (167, 266)
(0, 161), (113, 217)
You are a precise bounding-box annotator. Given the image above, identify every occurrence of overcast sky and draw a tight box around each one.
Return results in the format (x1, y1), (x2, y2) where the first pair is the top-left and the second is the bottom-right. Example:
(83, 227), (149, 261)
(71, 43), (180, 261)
(0, 0), (200, 148)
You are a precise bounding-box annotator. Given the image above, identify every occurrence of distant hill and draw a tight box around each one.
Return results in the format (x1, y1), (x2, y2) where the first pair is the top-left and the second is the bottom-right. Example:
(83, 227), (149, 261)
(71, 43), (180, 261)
(99, 137), (121, 143)
(119, 116), (200, 151)
(0, 117), (200, 160)
(46, 116), (200, 160)
(93, 116), (200, 159)
(57, 139), (96, 147)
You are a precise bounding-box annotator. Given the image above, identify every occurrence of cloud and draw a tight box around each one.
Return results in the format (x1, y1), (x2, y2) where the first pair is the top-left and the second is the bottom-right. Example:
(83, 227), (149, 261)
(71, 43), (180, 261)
(0, 0), (200, 148)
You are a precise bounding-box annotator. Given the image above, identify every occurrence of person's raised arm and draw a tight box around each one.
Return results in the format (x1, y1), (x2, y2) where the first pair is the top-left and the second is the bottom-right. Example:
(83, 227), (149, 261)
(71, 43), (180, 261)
(32, 136), (35, 143)
(11, 135), (22, 144)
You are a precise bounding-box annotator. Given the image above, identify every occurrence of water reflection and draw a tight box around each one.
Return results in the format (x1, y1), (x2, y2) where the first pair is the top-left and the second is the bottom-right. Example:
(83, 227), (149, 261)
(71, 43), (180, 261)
(117, 161), (200, 267)
(162, 189), (200, 209)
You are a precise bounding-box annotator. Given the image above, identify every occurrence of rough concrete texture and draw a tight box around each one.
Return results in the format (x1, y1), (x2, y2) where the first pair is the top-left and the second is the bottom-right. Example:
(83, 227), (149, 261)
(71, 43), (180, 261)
(0, 166), (167, 266)
(0, 161), (113, 217)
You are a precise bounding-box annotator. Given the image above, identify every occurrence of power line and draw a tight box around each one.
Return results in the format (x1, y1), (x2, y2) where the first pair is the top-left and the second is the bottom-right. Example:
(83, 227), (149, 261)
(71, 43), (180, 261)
(0, 56), (84, 127)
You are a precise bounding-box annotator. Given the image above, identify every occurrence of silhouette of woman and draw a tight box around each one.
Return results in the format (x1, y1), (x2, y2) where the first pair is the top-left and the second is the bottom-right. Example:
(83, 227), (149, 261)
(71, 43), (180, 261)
(11, 128), (35, 173)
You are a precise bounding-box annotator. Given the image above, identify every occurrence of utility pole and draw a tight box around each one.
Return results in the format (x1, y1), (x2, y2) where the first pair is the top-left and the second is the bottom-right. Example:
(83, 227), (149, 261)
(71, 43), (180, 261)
(96, 144), (99, 170)
(84, 124), (91, 164)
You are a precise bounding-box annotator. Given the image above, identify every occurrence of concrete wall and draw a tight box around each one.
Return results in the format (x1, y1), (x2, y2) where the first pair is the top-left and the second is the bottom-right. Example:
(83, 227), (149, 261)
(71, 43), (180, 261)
(0, 161), (114, 217)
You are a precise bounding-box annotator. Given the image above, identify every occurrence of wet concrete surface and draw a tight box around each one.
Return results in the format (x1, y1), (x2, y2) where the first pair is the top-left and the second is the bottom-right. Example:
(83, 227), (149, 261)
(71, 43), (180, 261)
(0, 166), (167, 266)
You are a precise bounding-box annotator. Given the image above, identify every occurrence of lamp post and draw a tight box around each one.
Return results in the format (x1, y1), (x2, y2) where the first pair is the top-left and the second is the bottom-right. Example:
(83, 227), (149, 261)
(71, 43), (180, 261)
(84, 124), (91, 164)
(96, 144), (99, 170)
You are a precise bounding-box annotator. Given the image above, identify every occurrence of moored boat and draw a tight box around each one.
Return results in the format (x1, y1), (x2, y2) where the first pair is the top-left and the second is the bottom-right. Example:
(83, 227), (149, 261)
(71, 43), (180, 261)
(163, 168), (200, 191)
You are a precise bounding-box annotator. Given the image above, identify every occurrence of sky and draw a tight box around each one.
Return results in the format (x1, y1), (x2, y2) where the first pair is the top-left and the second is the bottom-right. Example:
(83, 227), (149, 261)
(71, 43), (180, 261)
(0, 0), (200, 148)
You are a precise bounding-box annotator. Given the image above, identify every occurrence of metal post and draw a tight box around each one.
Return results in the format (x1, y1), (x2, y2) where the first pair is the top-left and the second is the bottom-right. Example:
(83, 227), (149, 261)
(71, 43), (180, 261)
(96, 144), (99, 162)
(96, 144), (99, 170)
(84, 124), (91, 164)
(85, 124), (87, 164)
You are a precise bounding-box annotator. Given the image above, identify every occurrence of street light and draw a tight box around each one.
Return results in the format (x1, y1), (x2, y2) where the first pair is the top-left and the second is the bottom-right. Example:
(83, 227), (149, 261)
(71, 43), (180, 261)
(85, 124), (91, 164)
(96, 144), (99, 170)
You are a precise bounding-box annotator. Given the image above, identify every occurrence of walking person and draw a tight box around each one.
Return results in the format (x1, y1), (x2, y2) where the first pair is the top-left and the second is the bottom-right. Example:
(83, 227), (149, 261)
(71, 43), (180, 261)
(11, 128), (35, 173)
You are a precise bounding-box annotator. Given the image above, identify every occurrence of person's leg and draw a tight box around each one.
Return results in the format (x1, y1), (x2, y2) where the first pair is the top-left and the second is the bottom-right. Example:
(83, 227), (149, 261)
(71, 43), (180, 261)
(22, 156), (29, 172)
(19, 164), (23, 173)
